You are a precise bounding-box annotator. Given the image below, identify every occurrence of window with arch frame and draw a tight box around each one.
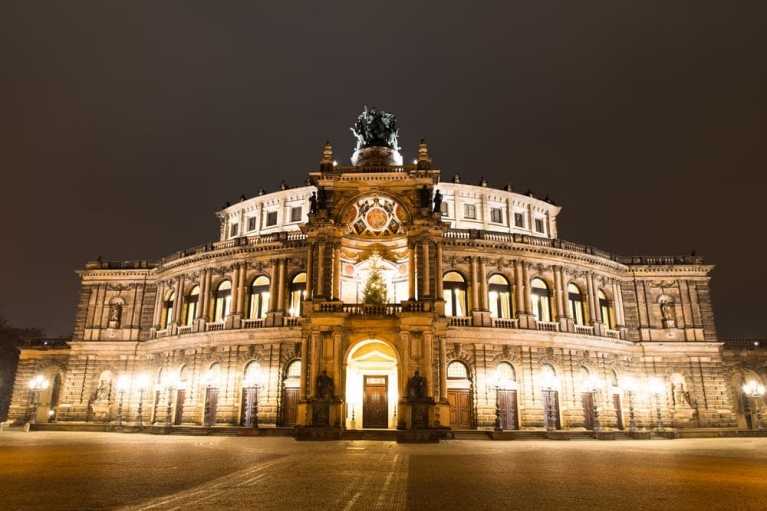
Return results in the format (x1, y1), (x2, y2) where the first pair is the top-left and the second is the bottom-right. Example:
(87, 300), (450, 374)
(288, 273), (307, 317)
(488, 274), (512, 319)
(161, 291), (175, 328)
(531, 278), (552, 322)
(248, 276), (270, 319)
(443, 271), (468, 317)
(213, 280), (232, 322)
(599, 290), (613, 329)
(568, 283), (585, 325)
(447, 361), (469, 379)
(183, 286), (199, 325)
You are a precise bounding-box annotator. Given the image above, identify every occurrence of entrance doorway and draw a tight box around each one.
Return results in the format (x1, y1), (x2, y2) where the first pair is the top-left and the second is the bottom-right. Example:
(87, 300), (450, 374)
(363, 375), (388, 428)
(498, 390), (518, 430)
(345, 339), (399, 430)
(448, 390), (472, 429)
(582, 392), (595, 430)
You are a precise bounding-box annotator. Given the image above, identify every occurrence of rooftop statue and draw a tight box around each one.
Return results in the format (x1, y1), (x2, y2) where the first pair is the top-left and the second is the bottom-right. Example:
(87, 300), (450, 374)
(350, 106), (400, 151)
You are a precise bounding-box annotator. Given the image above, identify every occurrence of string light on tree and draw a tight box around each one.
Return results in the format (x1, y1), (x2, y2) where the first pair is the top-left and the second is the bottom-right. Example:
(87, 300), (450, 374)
(362, 251), (386, 305)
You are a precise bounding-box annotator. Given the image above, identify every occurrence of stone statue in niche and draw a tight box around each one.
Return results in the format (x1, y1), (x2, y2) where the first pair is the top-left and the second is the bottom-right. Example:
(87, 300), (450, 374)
(408, 371), (427, 400)
(316, 370), (334, 400)
(108, 303), (122, 328)
(660, 300), (676, 328)
(94, 380), (111, 402)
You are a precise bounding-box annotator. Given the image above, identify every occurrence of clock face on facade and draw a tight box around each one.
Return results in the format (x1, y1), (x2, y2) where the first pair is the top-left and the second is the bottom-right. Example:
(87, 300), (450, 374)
(343, 196), (409, 237)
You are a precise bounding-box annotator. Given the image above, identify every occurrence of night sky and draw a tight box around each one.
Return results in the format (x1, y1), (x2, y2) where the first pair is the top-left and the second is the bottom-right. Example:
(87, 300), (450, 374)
(2, 3), (764, 339)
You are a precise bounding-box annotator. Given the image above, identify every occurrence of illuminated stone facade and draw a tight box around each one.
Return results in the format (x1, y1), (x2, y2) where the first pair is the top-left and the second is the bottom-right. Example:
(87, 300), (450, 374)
(8, 118), (766, 437)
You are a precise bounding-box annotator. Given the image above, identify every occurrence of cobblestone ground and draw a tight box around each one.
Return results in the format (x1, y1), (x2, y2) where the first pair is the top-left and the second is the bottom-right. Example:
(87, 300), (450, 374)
(1, 430), (766, 510)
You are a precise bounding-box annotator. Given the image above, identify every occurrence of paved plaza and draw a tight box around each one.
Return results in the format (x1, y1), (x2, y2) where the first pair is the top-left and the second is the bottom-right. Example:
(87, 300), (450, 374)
(1, 430), (766, 510)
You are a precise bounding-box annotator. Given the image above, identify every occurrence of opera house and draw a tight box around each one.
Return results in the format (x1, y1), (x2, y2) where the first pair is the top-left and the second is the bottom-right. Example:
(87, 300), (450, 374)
(9, 108), (766, 439)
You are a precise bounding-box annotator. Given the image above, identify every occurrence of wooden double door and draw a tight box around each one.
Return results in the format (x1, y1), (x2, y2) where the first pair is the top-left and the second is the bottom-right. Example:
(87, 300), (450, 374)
(448, 389), (473, 429)
(363, 375), (388, 428)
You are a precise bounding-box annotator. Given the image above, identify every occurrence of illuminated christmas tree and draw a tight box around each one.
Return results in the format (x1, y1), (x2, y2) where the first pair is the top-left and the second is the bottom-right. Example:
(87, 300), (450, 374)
(362, 251), (386, 304)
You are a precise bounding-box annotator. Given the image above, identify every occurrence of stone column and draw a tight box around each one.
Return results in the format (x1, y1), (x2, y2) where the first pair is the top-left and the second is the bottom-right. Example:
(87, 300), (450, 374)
(300, 335), (309, 401)
(522, 263), (532, 314)
(435, 242), (444, 299)
(268, 260), (279, 313)
(439, 335), (447, 402)
(470, 257), (479, 312)
(173, 276), (184, 322)
(305, 243), (314, 301)
(513, 260), (524, 315)
(199, 270), (212, 320)
(424, 332), (434, 401)
(332, 243), (341, 300)
(589, 273), (602, 323)
(479, 258), (488, 310)
(554, 266), (565, 319)
(613, 280), (625, 328)
(422, 240), (431, 297)
(408, 243), (416, 300)
(316, 242), (326, 298)
(277, 258), (286, 313)
(153, 281), (165, 328)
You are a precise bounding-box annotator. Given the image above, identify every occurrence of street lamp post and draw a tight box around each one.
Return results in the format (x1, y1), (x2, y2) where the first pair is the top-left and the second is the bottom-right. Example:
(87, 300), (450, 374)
(583, 374), (602, 432)
(27, 375), (49, 425)
(540, 372), (559, 432)
(115, 375), (131, 428)
(648, 377), (666, 433)
(622, 376), (639, 433)
(162, 373), (180, 427)
(742, 380), (765, 430)
(135, 373), (150, 428)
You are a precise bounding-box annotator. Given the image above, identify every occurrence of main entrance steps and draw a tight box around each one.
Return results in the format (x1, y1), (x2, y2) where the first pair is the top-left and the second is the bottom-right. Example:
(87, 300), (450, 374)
(341, 429), (398, 441)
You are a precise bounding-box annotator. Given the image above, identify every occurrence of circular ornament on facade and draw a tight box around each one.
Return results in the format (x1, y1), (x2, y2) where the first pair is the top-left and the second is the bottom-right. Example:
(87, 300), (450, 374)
(344, 264), (355, 275)
(366, 207), (388, 230)
(399, 263), (408, 275)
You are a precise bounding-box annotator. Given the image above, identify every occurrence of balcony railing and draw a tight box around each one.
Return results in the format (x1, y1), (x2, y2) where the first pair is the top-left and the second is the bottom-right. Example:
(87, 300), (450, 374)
(23, 338), (69, 349)
(722, 339), (767, 350)
(536, 321), (560, 332)
(205, 321), (225, 332)
(574, 324), (594, 336)
(491, 318), (519, 329)
(242, 318), (266, 329)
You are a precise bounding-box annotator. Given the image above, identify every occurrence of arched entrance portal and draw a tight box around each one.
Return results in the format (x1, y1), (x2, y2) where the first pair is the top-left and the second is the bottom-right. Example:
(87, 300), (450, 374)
(345, 340), (399, 430)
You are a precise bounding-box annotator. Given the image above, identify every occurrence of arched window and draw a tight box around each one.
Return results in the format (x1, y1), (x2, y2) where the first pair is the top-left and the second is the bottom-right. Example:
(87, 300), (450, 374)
(161, 291), (175, 328)
(599, 290), (613, 329)
(488, 274), (512, 319)
(286, 360), (301, 379)
(496, 361), (516, 382)
(248, 276), (270, 319)
(568, 283), (585, 325)
(531, 278), (552, 322)
(288, 273), (307, 317)
(183, 286), (199, 325)
(443, 271), (468, 317)
(244, 361), (264, 386)
(213, 280), (232, 322)
(447, 361), (469, 379)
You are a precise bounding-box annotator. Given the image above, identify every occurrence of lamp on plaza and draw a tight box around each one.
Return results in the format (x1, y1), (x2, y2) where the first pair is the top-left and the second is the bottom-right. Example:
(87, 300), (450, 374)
(242, 368), (266, 428)
(114, 374), (131, 428)
(200, 370), (220, 428)
(621, 376), (639, 433)
(135, 373), (150, 427)
(647, 377), (666, 433)
(582, 374), (602, 432)
(742, 380), (765, 430)
(162, 372), (180, 427)
(27, 375), (49, 425)
(539, 371), (559, 432)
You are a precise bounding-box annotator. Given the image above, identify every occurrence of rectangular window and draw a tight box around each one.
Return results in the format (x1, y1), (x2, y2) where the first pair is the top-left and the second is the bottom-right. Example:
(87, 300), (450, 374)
(440, 201), (449, 216)
(490, 208), (503, 223)
(464, 204), (476, 219)
(247, 216), (257, 232)
(290, 206), (302, 222)
(266, 211), (278, 226)
(514, 212), (524, 228)
(229, 223), (239, 237)
(535, 218), (545, 233)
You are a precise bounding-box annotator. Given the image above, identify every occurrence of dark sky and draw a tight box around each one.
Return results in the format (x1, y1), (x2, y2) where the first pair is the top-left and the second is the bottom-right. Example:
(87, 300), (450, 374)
(1, 2), (765, 338)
